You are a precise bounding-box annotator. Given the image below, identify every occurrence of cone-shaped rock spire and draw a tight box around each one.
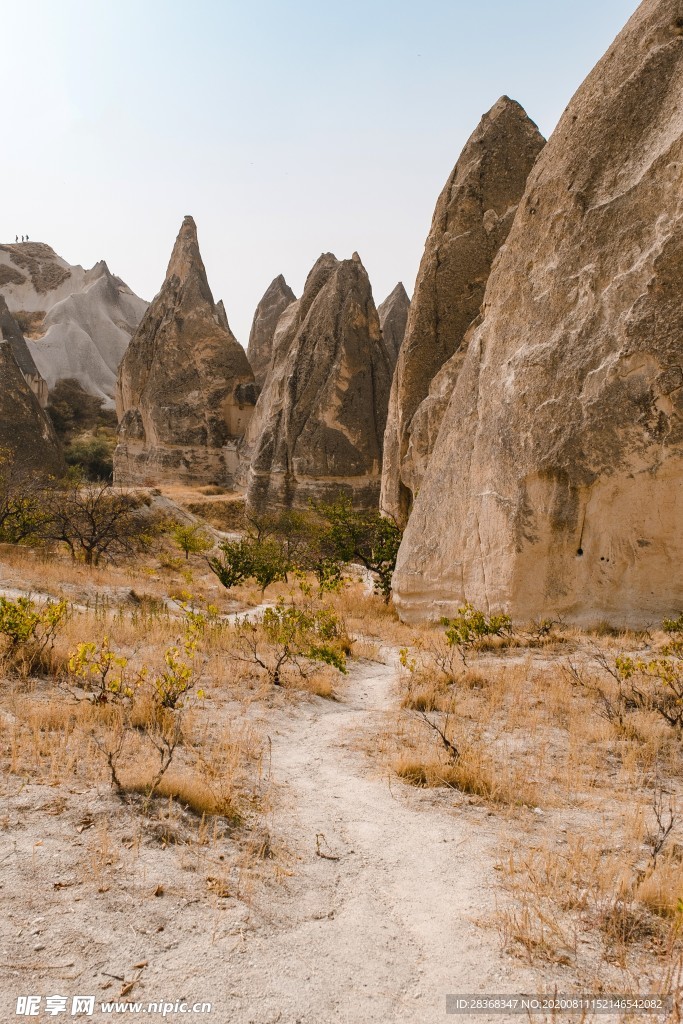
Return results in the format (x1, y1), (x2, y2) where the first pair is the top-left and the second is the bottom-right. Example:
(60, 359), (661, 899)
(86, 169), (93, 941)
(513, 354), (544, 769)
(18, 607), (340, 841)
(114, 216), (256, 487)
(377, 282), (410, 367)
(381, 97), (545, 525)
(244, 252), (393, 512)
(394, 0), (683, 627)
(247, 275), (296, 388)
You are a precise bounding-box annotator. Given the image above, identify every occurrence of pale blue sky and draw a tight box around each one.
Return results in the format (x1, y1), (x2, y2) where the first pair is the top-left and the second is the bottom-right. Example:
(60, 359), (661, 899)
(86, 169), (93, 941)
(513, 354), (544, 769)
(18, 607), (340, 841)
(3, 0), (639, 344)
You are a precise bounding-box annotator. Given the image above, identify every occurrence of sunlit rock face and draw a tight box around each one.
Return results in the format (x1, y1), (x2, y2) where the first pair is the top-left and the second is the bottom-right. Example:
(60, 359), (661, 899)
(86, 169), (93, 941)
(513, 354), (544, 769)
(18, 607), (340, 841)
(381, 97), (545, 526)
(114, 216), (256, 487)
(394, 0), (683, 628)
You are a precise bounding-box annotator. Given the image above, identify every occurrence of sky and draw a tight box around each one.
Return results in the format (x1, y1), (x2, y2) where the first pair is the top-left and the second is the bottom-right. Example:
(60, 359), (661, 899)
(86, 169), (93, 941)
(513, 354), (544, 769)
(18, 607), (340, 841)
(3, 0), (640, 346)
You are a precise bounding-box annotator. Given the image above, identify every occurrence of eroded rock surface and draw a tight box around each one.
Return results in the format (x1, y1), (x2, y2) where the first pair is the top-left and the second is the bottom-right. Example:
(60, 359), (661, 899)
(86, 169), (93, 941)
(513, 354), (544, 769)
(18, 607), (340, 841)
(394, 0), (683, 628)
(377, 282), (410, 367)
(0, 325), (63, 474)
(381, 98), (545, 525)
(114, 217), (256, 487)
(247, 275), (296, 388)
(0, 295), (48, 406)
(245, 252), (392, 512)
(0, 243), (147, 406)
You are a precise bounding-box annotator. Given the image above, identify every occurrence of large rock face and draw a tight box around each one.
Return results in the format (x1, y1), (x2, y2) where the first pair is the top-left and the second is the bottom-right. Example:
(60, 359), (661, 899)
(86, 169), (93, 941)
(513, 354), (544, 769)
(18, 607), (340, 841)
(247, 275), (296, 387)
(377, 282), (410, 367)
(245, 252), (393, 512)
(381, 98), (545, 525)
(0, 243), (147, 406)
(114, 216), (257, 487)
(0, 295), (48, 406)
(236, 298), (300, 489)
(0, 317), (63, 475)
(393, 0), (683, 628)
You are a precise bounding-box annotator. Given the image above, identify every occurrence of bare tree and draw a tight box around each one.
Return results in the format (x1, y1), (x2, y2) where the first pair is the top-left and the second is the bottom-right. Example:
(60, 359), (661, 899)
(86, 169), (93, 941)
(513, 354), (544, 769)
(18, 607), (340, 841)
(43, 477), (156, 565)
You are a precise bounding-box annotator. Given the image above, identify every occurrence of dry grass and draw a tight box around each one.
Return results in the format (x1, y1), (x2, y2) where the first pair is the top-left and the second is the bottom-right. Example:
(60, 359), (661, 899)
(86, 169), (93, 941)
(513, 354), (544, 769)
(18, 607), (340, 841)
(355, 607), (683, 990)
(328, 580), (418, 648)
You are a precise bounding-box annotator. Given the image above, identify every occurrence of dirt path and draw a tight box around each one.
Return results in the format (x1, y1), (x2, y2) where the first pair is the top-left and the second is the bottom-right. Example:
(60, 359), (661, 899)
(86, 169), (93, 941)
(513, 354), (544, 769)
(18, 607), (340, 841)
(228, 652), (540, 1024)
(0, 612), (545, 1024)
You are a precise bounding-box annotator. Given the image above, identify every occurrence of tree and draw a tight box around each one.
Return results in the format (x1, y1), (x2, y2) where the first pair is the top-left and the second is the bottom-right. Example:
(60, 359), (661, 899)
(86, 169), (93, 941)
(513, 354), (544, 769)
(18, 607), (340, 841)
(245, 509), (312, 568)
(43, 477), (156, 566)
(0, 448), (51, 543)
(207, 538), (256, 590)
(208, 536), (288, 595)
(250, 538), (288, 595)
(311, 494), (403, 602)
(171, 522), (214, 560)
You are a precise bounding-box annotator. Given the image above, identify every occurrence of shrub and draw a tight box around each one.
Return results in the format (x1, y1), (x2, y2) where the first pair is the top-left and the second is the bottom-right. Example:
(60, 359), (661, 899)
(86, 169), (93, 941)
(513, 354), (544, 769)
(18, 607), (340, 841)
(232, 597), (349, 686)
(0, 447), (50, 543)
(68, 635), (142, 704)
(0, 595), (68, 675)
(68, 619), (204, 799)
(64, 434), (115, 482)
(442, 602), (512, 665)
(611, 616), (683, 732)
(208, 538), (256, 590)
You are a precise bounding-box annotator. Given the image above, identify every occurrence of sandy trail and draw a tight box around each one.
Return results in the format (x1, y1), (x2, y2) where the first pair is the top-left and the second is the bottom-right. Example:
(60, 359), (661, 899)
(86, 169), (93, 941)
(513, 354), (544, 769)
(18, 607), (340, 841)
(0, 592), (544, 1024)
(229, 652), (538, 1024)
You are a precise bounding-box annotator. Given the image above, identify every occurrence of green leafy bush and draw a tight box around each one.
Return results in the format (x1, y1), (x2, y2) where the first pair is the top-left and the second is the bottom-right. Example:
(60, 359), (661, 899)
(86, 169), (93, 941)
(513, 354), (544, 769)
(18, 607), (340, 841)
(64, 434), (115, 482)
(442, 603), (512, 666)
(0, 595), (68, 674)
(307, 495), (402, 601)
(171, 523), (214, 560)
(233, 597), (349, 686)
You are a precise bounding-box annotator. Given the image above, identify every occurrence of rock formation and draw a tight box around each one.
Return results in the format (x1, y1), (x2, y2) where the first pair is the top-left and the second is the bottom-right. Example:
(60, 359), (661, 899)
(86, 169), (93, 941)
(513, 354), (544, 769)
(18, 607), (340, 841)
(0, 295), (48, 406)
(244, 252), (392, 512)
(393, 0), (683, 628)
(377, 282), (410, 367)
(236, 298), (300, 488)
(114, 216), (257, 487)
(0, 242), (147, 406)
(381, 98), (545, 525)
(247, 275), (296, 387)
(0, 327), (63, 475)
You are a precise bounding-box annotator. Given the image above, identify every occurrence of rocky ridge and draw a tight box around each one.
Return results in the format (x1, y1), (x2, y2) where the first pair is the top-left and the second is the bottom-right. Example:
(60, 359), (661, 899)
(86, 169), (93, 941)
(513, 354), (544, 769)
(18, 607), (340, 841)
(0, 242), (147, 406)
